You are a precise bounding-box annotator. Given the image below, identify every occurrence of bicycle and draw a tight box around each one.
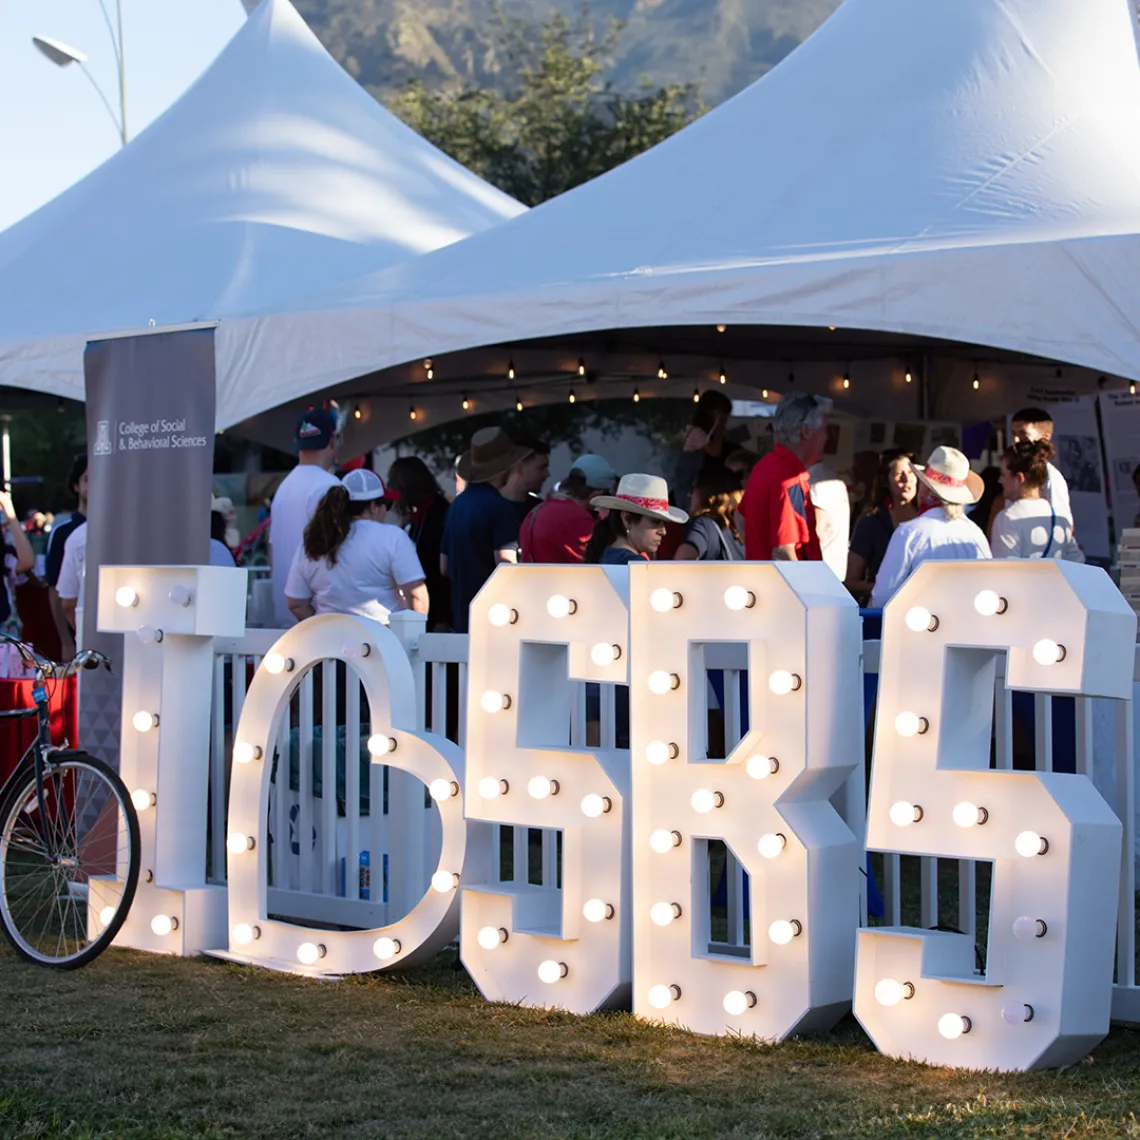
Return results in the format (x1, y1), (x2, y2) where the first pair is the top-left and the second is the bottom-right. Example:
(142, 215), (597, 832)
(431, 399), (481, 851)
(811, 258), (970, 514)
(0, 635), (140, 968)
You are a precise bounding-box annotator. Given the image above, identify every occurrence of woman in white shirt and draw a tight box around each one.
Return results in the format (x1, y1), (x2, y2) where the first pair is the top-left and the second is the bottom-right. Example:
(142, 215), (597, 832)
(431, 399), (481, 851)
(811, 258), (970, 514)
(991, 441), (1084, 562)
(285, 469), (429, 622)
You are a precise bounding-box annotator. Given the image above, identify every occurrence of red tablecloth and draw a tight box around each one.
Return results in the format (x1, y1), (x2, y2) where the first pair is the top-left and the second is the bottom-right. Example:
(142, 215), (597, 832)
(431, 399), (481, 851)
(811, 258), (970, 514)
(0, 677), (79, 789)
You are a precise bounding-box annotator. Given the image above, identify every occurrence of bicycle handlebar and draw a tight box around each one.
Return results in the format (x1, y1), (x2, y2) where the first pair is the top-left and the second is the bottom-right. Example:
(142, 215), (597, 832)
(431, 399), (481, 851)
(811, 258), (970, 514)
(0, 633), (112, 682)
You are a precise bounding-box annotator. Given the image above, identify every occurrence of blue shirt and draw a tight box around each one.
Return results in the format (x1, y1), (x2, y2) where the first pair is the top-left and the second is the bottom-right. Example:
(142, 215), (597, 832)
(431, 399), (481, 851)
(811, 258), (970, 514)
(441, 482), (520, 632)
(599, 547), (649, 565)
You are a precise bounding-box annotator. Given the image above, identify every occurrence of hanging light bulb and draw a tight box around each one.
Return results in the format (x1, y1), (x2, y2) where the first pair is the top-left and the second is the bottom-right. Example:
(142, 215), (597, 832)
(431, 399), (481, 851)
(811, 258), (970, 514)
(719, 368), (726, 384)
(633, 388), (640, 403)
(578, 357), (586, 376)
(692, 388), (700, 403)
(1132, 382), (1137, 396)
(424, 358), (433, 380)
(353, 405), (363, 420)
(461, 394), (470, 411)
(761, 388), (768, 399)
(507, 360), (515, 380)
(972, 365), (980, 391)
(842, 365), (850, 390)
(515, 396), (523, 412)
(658, 361), (667, 380)
(409, 406), (417, 421)
(716, 324), (726, 333)
(569, 388), (576, 404)
(905, 369), (913, 384)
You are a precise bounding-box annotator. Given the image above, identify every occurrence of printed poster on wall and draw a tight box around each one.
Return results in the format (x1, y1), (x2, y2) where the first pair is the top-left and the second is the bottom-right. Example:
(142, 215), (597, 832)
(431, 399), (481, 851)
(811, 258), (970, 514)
(1020, 389), (1110, 561)
(82, 328), (216, 769)
(1098, 390), (1140, 544)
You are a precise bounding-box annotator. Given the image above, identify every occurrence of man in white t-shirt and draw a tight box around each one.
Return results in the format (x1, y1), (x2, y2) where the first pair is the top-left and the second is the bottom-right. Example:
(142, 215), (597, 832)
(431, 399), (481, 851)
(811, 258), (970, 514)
(871, 447), (991, 608)
(1011, 408), (1072, 522)
(56, 521), (88, 634)
(809, 460), (850, 581)
(270, 408), (340, 627)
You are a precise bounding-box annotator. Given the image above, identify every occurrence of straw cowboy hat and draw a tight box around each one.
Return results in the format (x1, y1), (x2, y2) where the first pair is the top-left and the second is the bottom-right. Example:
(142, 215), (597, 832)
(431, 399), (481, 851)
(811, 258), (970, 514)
(591, 474), (689, 524)
(913, 446), (984, 506)
(456, 427), (534, 483)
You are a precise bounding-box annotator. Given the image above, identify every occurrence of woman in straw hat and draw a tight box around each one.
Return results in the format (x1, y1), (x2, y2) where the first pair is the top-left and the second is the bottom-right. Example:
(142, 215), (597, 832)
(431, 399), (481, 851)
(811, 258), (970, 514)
(585, 474), (688, 565)
(870, 446), (991, 608)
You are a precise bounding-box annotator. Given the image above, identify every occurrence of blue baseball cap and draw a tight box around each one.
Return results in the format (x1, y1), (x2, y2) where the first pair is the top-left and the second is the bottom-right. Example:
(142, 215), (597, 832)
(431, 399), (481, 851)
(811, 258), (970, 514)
(295, 407), (337, 451)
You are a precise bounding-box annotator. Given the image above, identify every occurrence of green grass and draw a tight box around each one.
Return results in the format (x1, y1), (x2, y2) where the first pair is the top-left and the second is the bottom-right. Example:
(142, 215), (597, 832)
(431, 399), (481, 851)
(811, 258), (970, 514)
(2, 943), (1140, 1139)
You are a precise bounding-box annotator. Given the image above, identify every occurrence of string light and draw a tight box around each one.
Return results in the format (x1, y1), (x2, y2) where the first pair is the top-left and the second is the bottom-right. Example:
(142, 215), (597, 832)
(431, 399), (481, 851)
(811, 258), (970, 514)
(842, 364), (851, 390)
(972, 364), (980, 391)
(409, 406), (418, 421)
(424, 358), (433, 380)
(353, 405), (362, 420)
(761, 388), (768, 399)
(692, 388), (700, 403)
(569, 388), (576, 404)
(578, 358), (586, 376)
(507, 360), (515, 380)
(633, 388), (640, 403)
(1132, 382), (1137, 396)
(905, 369), (913, 384)
(716, 324), (726, 333)
(658, 361), (667, 380)
(719, 367), (726, 384)
(461, 394), (470, 411)
(515, 396), (523, 412)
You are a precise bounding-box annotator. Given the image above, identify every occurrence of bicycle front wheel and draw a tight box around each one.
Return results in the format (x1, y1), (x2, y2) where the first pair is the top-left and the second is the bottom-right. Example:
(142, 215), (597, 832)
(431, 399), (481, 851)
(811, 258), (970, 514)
(0, 752), (141, 968)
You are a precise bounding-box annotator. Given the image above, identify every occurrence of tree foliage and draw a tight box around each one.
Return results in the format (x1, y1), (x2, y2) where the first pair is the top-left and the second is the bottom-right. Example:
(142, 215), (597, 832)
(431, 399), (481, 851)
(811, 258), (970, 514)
(387, 6), (703, 207)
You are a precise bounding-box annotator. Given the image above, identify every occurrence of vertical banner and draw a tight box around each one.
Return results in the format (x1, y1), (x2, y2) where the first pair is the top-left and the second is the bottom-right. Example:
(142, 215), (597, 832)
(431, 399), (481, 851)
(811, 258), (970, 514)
(82, 328), (216, 768)
(1098, 390), (1140, 544)
(1019, 390), (1110, 561)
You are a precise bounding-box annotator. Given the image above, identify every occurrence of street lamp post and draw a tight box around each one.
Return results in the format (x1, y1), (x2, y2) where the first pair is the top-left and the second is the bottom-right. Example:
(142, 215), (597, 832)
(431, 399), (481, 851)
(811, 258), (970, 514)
(33, 0), (128, 147)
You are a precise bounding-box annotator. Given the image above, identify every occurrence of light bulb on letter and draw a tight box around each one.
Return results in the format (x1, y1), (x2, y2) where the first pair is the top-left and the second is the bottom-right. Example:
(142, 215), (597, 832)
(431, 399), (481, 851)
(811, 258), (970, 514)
(1033, 639), (1065, 666)
(99, 905), (116, 925)
(150, 915), (177, 937)
(649, 829), (681, 853)
(115, 586), (139, 608)
(874, 978), (914, 1006)
(645, 740), (676, 765)
(952, 801), (987, 828)
(1012, 916), (1047, 940)
(690, 789), (722, 813)
(168, 586), (192, 607)
(132, 711), (159, 733)
(373, 937), (401, 960)
(367, 734), (395, 756)
(528, 776), (558, 800)
(297, 942), (325, 965)
(894, 711), (927, 737)
(746, 754), (778, 779)
(723, 586), (755, 611)
(136, 625), (163, 645)
(889, 801), (922, 827)
(431, 870), (459, 892)
(227, 832), (254, 854)
(233, 742), (262, 764)
(938, 1013), (970, 1040)
(232, 923), (259, 945)
(590, 642), (619, 666)
(1001, 1002), (1034, 1025)
(476, 926), (507, 950)
(974, 590), (1006, 617)
(480, 690), (510, 713)
(768, 670), (800, 695)
(130, 788), (154, 811)
(429, 779), (459, 802)
(650, 902), (681, 927)
(582, 898), (613, 923)
(546, 594), (575, 618)
(580, 793), (610, 818)
(477, 776), (506, 799)
(647, 670), (679, 694)
(538, 960), (567, 984)
(264, 652), (287, 675)
(723, 990), (757, 1015)
(1015, 830), (1048, 857)
(904, 606), (937, 632)
(648, 984), (679, 1009)
(768, 919), (801, 945)
(757, 833), (786, 859)
(649, 589), (681, 612)
(488, 604), (516, 627)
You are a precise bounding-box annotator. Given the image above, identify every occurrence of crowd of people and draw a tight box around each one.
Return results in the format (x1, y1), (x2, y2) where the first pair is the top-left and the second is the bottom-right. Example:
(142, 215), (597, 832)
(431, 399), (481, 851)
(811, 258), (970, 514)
(250, 396), (1085, 639)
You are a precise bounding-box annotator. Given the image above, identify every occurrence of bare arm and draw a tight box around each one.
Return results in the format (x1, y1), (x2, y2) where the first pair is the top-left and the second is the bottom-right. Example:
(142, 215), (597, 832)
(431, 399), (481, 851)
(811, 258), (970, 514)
(49, 588), (76, 660)
(0, 500), (35, 574)
(772, 544), (798, 561)
(674, 542), (699, 561)
(494, 548), (518, 565)
(287, 596), (315, 622)
(61, 596), (77, 628)
(399, 580), (430, 614)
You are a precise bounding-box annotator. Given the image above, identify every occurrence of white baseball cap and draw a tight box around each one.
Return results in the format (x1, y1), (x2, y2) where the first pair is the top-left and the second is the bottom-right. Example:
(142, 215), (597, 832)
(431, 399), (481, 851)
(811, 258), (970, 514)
(340, 469), (399, 502)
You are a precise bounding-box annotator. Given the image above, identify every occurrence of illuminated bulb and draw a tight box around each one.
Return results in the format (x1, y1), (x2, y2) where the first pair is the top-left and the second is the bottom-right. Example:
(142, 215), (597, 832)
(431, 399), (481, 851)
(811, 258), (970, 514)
(132, 711), (159, 733)
(874, 979), (915, 1007)
(649, 588), (682, 612)
(905, 370), (913, 384)
(1015, 830), (1048, 857)
(657, 362), (667, 380)
(431, 870), (460, 892)
(974, 590), (1007, 617)
(648, 984), (681, 1009)
(341, 642), (372, 660)
(507, 361), (515, 380)
(842, 371), (850, 390)
(1012, 916), (1047, 940)
(1002, 1002), (1034, 1025)
(719, 370), (726, 384)
(353, 406), (362, 420)
(972, 373), (980, 391)
(297, 942), (326, 965)
(169, 586), (192, 607)
(690, 789), (723, 813)
(746, 754), (779, 779)
(894, 711), (928, 737)
(476, 926), (507, 951)
(649, 829), (681, 853)
(546, 594), (576, 619)
(590, 642), (620, 666)
(937, 1013), (970, 1040)
(889, 800), (923, 827)
(583, 898), (614, 923)
(409, 406), (418, 421)
(1032, 639), (1065, 666)
(723, 990), (757, 1015)
(633, 389), (640, 403)
(757, 833), (786, 859)
(538, 960), (567, 984)
(263, 652), (292, 675)
(115, 586), (139, 608)
(151, 915), (178, 936)
(528, 776), (559, 800)
(136, 625), (163, 644)
(233, 742), (262, 764)
(645, 740), (678, 765)
(477, 777), (508, 799)
(130, 788), (155, 811)
(99, 906), (116, 925)
(429, 779), (459, 802)
(716, 324), (726, 333)
(768, 670), (801, 695)
(761, 388), (769, 399)
(569, 388), (576, 404)
(768, 919), (801, 945)
(515, 397), (523, 412)
(367, 734), (396, 756)
(462, 395), (471, 411)
(952, 801), (988, 828)
(232, 923), (259, 945)
(904, 606), (938, 633)
(480, 690), (511, 713)
(578, 357), (586, 376)
(373, 937), (402, 960)
(692, 388), (700, 403)
(650, 902), (682, 927)
(723, 586), (755, 611)
(227, 832), (254, 854)
(580, 793), (611, 818)
(488, 603), (517, 627)
(647, 670), (679, 695)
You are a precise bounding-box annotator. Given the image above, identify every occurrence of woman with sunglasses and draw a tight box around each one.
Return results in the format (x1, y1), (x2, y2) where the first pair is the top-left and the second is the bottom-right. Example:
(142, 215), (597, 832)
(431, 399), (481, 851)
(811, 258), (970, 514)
(285, 469), (428, 621)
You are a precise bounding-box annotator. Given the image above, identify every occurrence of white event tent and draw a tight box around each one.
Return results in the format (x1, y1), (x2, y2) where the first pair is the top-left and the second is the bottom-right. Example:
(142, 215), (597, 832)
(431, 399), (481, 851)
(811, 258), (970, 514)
(218, 0), (1140, 436)
(0, 0), (523, 406)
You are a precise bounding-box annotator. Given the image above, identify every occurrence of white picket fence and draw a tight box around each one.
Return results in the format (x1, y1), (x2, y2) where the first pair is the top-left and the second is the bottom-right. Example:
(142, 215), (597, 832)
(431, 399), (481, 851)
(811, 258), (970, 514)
(205, 618), (1140, 1022)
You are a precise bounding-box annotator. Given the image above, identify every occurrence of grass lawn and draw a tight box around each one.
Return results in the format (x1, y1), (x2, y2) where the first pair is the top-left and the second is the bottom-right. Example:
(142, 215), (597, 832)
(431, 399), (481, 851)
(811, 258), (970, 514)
(2, 942), (1140, 1140)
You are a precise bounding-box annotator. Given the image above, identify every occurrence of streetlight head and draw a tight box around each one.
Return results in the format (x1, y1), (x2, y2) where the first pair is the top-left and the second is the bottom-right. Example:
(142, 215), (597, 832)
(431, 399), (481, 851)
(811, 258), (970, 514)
(33, 35), (88, 67)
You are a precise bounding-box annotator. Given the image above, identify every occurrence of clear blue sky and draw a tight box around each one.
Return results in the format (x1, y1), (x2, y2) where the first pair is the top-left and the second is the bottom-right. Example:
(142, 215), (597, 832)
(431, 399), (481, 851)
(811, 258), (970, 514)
(1, 1), (246, 233)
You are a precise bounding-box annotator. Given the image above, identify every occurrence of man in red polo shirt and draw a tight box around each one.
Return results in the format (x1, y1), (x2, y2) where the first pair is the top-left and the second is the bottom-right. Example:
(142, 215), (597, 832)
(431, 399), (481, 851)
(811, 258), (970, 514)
(520, 454), (618, 563)
(741, 392), (829, 561)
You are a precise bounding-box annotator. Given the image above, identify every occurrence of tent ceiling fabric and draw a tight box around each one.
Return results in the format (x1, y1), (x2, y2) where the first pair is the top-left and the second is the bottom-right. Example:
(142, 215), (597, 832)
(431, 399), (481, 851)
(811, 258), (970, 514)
(217, 0), (1140, 429)
(0, 0), (523, 403)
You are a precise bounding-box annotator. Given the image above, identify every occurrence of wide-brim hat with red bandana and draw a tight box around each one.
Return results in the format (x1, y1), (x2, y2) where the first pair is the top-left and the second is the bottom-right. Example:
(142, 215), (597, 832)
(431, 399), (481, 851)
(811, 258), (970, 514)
(913, 446), (984, 506)
(590, 473), (689, 524)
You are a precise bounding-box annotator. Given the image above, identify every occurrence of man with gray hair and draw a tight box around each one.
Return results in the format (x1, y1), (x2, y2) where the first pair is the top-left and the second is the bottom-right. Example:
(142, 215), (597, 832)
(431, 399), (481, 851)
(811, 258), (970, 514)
(740, 392), (829, 560)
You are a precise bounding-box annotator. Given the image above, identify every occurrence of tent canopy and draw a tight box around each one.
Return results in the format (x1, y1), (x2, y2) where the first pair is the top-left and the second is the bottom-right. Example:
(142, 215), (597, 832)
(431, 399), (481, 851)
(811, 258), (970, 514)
(219, 0), (1140, 433)
(0, 0), (523, 403)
